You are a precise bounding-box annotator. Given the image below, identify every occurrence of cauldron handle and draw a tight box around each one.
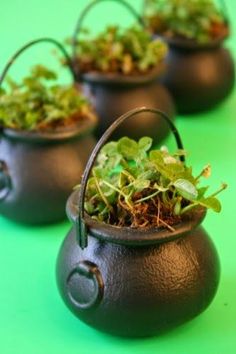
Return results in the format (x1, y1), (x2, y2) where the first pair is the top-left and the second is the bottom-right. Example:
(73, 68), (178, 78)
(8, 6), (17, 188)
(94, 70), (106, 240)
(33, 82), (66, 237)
(76, 106), (185, 249)
(72, 0), (145, 80)
(0, 38), (76, 202)
(0, 37), (76, 86)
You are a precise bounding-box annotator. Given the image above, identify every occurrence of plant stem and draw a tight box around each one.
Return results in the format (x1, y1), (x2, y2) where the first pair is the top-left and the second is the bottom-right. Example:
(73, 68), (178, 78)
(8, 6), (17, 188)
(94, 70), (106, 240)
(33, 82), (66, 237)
(195, 164), (211, 182)
(180, 203), (197, 215)
(209, 183), (227, 198)
(101, 180), (133, 209)
(162, 191), (169, 206)
(120, 158), (130, 170)
(121, 170), (135, 181)
(92, 171), (112, 212)
(135, 190), (160, 203)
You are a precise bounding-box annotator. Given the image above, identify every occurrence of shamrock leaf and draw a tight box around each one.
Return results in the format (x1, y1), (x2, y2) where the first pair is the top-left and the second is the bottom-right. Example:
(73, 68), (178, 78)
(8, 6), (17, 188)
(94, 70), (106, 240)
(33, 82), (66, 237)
(198, 197), (221, 213)
(173, 179), (198, 200)
(138, 137), (153, 152)
(0, 64), (92, 130)
(117, 137), (139, 160)
(82, 137), (226, 230)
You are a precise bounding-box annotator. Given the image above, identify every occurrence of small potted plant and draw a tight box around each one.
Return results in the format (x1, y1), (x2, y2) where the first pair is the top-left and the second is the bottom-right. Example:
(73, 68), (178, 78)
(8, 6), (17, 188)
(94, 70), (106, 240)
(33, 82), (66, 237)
(71, 0), (175, 141)
(144, 0), (235, 113)
(0, 38), (97, 225)
(57, 107), (226, 337)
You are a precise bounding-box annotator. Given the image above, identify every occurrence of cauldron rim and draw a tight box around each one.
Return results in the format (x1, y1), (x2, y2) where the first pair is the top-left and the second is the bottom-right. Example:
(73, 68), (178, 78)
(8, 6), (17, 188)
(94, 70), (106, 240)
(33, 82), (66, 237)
(80, 62), (166, 85)
(154, 32), (229, 50)
(67, 189), (207, 246)
(1, 113), (97, 143)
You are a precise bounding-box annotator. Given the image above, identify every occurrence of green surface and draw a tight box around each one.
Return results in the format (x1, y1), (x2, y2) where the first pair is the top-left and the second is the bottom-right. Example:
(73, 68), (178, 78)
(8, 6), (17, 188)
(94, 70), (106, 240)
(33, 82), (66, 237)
(0, 1), (236, 353)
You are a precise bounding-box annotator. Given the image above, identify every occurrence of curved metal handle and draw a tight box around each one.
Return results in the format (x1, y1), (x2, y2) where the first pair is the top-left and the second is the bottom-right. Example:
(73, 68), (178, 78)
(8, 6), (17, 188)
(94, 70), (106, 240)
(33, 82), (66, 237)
(75, 106), (185, 249)
(0, 160), (11, 201)
(67, 260), (104, 310)
(72, 0), (146, 78)
(0, 37), (76, 87)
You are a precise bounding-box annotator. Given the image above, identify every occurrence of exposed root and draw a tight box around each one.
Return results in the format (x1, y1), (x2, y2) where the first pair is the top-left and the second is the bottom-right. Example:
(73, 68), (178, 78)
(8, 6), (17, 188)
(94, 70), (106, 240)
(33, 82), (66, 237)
(104, 190), (182, 230)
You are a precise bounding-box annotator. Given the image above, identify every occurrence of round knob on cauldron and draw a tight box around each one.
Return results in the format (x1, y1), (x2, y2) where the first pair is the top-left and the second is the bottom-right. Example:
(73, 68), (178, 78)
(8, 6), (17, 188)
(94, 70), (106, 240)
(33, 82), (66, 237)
(67, 260), (104, 310)
(0, 160), (11, 201)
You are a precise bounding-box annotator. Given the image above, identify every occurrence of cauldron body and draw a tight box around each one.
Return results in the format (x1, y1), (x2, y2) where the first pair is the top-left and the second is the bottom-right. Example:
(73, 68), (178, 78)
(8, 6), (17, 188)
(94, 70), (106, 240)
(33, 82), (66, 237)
(161, 39), (235, 113)
(57, 205), (220, 337)
(81, 69), (175, 142)
(0, 123), (96, 225)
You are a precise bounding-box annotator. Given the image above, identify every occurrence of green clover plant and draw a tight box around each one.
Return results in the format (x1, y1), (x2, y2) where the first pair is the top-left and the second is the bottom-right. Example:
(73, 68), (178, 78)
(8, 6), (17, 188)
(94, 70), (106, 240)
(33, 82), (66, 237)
(0, 65), (95, 131)
(74, 25), (168, 74)
(78, 137), (226, 230)
(144, 0), (228, 43)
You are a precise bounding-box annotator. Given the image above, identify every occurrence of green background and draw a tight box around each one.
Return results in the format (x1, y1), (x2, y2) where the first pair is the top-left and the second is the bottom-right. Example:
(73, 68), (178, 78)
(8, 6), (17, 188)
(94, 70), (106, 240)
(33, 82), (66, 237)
(0, 1), (236, 353)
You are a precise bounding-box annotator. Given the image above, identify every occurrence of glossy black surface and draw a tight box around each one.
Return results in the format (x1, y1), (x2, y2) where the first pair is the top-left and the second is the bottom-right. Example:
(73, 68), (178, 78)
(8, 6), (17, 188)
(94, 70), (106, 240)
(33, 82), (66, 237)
(80, 68), (175, 142)
(0, 122), (96, 224)
(160, 39), (235, 113)
(57, 196), (220, 337)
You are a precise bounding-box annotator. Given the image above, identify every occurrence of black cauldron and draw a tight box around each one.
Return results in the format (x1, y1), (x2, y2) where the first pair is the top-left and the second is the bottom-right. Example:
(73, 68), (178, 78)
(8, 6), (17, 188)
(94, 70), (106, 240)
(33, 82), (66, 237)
(72, 0), (175, 141)
(0, 126), (96, 224)
(160, 36), (235, 114)
(56, 107), (220, 337)
(0, 38), (97, 224)
(82, 67), (175, 141)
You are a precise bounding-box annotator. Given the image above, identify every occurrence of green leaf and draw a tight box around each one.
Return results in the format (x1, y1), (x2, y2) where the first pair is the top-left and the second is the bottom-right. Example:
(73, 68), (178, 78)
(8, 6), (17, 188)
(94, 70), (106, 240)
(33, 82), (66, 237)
(0, 87), (6, 96)
(82, 136), (226, 227)
(138, 137), (153, 152)
(31, 65), (57, 80)
(145, 0), (226, 43)
(102, 185), (117, 203)
(6, 77), (19, 90)
(85, 200), (95, 214)
(197, 186), (209, 199)
(153, 183), (169, 192)
(166, 163), (184, 175)
(0, 64), (92, 131)
(117, 137), (139, 160)
(174, 198), (182, 215)
(173, 178), (198, 200)
(163, 156), (178, 164)
(133, 179), (150, 191)
(150, 154), (180, 182)
(149, 150), (164, 163)
(198, 197), (221, 213)
(92, 166), (107, 179)
(119, 172), (128, 188)
(77, 24), (167, 74)
(139, 169), (158, 181)
(106, 155), (122, 170)
(86, 177), (98, 197)
(100, 141), (118, 156)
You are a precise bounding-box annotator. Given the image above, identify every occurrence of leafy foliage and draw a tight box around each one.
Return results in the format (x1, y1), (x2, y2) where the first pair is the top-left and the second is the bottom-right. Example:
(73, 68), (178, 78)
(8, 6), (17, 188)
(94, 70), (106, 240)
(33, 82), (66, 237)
(77, 137), (227, 230)
(75, 25), (168, 74)
(0, 65), (94, 131)
(144, 0), (228, 43)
